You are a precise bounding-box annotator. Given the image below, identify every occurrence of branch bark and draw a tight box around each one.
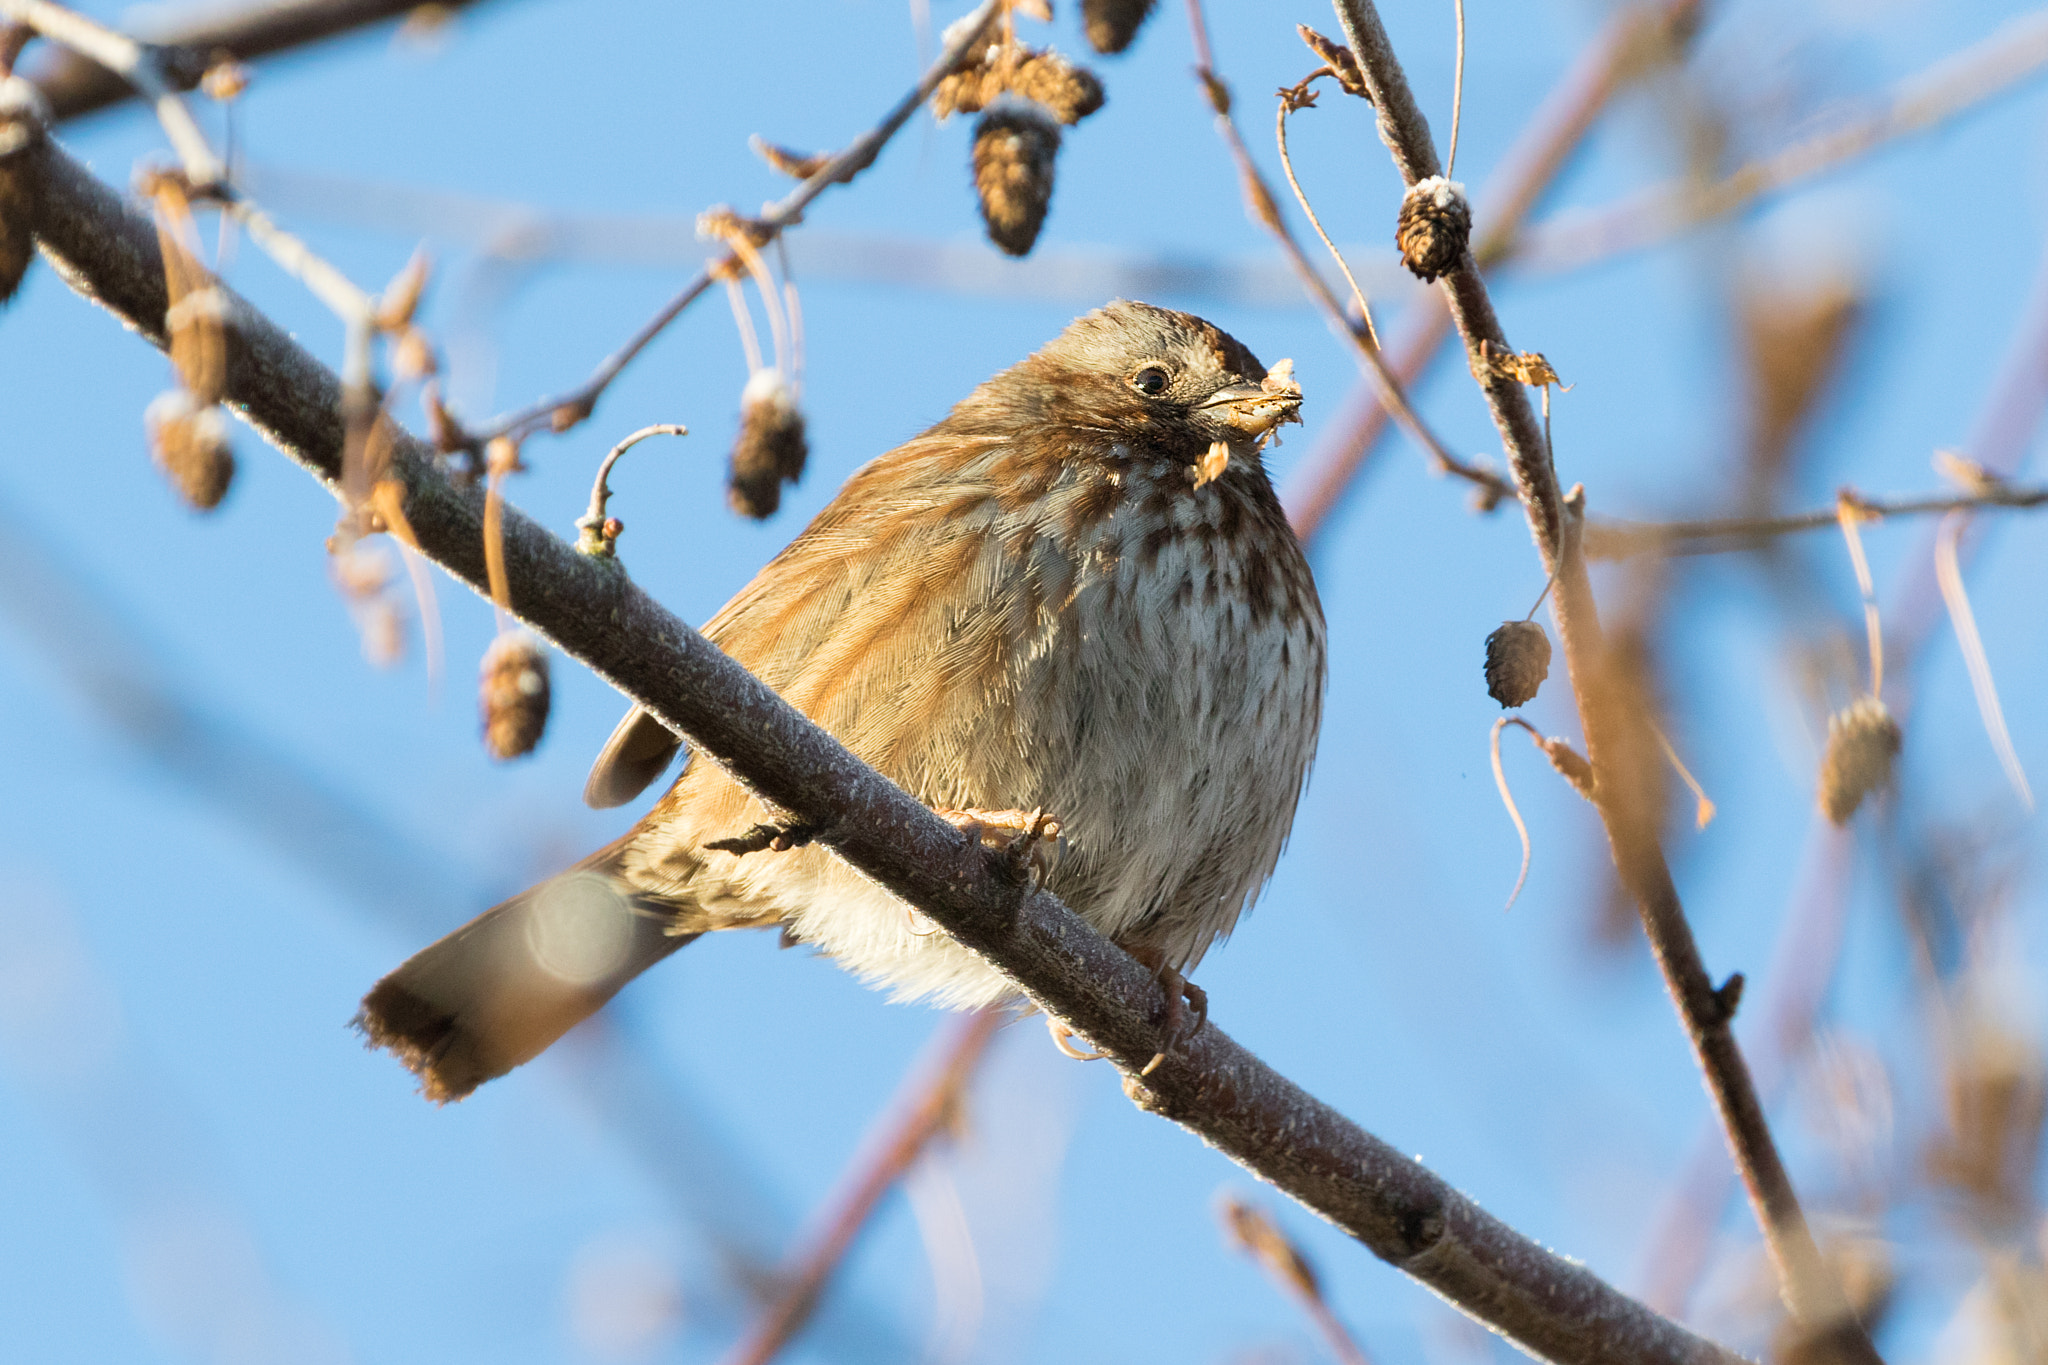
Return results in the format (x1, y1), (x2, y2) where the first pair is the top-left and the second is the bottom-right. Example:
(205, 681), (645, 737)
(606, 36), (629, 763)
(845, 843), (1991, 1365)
(23, 0), (493, 123)
(18, 129), (1747, 1365)
(1327, 1), (1882, 1359)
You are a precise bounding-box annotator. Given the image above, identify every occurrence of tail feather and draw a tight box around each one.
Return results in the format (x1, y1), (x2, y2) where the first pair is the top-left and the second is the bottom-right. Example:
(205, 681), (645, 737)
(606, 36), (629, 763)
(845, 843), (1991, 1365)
(357, 867), (695, 1102)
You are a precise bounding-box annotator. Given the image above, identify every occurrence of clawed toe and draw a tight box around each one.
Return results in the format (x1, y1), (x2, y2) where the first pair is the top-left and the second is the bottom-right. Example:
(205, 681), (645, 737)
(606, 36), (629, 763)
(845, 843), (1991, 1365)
(1141, 963), (1207, 1077)
(1046, 1015), (1108, 1061)
(937, 805), (1063, 884)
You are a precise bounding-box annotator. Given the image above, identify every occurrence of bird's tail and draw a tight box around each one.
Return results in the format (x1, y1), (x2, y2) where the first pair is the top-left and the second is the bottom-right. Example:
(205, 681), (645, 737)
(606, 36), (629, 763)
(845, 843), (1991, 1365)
(356, 843), (695, 1102)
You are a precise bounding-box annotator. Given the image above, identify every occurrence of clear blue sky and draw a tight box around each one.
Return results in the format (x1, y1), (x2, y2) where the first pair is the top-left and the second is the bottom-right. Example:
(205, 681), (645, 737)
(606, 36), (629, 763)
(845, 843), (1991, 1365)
(2, 1), (2045, 1361)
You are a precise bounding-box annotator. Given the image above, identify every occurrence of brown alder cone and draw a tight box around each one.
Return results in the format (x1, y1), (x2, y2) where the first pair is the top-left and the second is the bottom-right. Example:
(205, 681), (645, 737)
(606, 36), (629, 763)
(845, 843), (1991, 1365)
(144, 390), (235, 510)
(727, 368), (808, 519)
(973, 108), (1060, 256)
(1084, 0), (1158, 54)
(479, 631), (551, 760)
(358, 301), (1326, 1101)
(1396, 175), (1472, 283)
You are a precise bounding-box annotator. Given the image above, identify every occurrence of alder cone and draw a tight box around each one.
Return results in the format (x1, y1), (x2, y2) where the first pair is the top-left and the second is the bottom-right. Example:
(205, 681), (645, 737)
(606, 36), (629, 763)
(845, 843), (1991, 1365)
(479, 632), (550, 760)
(1083, 0), (1158, 53)
(973, 108), (1060, 257)
(359, 301), (1329, 1101)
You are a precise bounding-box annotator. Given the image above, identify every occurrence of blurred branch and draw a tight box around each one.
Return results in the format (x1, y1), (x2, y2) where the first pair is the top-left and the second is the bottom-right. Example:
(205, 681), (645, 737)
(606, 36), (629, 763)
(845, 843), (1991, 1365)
(1639, 225), (2048, 1319)
(721, 1008), (1002, 1365)
(240, 161), (1414, 308)
(1327, 1), (1880, 1359)
(23, 0), (492, 123)
(1586, 481), (2048, 560)
(1180, 0), (1509, 507)
(1517, 10), (2048, 275)
(1220, 1196), (1375, 1365)
(23, 131), (1748, 1365)
(470, 0), (1005, 447)
(1283, 0), (1703, 544)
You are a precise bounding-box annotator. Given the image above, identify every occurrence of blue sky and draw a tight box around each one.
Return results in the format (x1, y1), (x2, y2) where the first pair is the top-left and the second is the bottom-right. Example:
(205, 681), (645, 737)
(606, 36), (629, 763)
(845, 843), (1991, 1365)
(3, 0), (2046, 1361)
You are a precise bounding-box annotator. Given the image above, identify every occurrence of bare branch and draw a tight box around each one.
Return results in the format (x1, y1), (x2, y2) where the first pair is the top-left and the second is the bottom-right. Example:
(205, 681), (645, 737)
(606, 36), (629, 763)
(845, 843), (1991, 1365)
(1327, 0), (1882, 1356)
(1283, 0), (1704, 544)
(22, 132), (1748, 1365)
(24, 0), (490, 123)
(1586, 481), (2048, 559)
(1518, 9), (2048, 274)
(722, 1009), (1002, 1365)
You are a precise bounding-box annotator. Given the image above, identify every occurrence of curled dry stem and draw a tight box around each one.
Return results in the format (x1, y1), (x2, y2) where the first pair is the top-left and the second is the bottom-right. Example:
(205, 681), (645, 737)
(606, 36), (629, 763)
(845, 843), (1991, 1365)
(576, 423), (689, 559)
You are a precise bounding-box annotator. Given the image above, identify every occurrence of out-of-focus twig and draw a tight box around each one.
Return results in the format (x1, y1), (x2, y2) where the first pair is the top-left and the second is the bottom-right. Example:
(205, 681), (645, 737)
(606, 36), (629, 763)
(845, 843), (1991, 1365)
(1517, 10), (2048, 274)
(24, 135), (1750, 1365)
(720, 1008), (1003, 1365)
(1635, 222), (2048, 1324)
(1328, 1), (1881, 1357)
(1586, 481), (2048, 559)
(23, 0), (492, 123)
(470, 0), (1005, 447)
(1220, 1196), (1375, 1365)
(1282, 0), (1705, 544)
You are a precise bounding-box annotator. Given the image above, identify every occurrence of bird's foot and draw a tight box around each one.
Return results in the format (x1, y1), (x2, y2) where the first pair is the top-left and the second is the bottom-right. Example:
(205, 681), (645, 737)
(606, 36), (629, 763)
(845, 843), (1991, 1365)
(1046, 1015), (1109, 1061)
(936, 805), (1063, 884)
(706, 820), (818, 855)
(1127, 949), (1207, 1077)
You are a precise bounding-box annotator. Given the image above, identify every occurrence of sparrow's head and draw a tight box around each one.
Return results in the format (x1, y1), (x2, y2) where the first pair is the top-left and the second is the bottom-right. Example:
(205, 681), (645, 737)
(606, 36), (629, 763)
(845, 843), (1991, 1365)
(973, 300), (1303, 460)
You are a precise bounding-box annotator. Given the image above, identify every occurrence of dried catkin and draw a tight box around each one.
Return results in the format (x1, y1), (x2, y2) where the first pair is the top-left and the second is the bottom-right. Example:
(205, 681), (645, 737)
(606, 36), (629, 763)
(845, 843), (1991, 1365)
(728, 369), (807, 520)
(973, 108), (1060, 258)
(1818, 695), (1902, 824)
(1009, 50), (1104, 125)
(166, 284), (233, 405)
(480, 632), (550, 760)
(1396, 175), (1471, 283)
(1083, 0), (1158, 54)
(1484, 619), (1551, 708)
(145, 390), (236, 510)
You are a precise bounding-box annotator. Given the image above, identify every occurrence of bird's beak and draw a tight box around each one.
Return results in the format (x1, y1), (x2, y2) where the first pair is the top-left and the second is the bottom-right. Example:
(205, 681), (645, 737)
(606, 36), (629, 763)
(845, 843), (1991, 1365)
(1196, 359), (1302, 437)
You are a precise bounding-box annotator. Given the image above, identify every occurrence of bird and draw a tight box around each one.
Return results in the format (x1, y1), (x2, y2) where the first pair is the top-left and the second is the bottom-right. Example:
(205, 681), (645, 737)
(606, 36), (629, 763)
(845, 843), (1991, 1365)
(357, 299), (1326, 1101)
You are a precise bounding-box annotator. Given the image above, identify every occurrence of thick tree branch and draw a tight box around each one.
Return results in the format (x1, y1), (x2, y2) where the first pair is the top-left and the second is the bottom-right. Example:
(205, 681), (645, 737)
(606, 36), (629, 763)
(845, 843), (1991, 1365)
(19, 131), (1746, 1365)
(1328, 1), (1882, 1359)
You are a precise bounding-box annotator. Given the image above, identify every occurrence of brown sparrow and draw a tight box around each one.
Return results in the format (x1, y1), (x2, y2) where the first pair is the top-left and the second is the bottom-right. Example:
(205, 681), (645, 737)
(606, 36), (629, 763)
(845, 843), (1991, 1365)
(360, 300), (1325, 1100)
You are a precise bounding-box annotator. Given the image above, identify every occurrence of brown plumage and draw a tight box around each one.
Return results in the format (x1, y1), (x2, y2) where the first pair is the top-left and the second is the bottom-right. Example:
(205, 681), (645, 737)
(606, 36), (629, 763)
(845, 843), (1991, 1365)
(358, 301), (1326, 1101)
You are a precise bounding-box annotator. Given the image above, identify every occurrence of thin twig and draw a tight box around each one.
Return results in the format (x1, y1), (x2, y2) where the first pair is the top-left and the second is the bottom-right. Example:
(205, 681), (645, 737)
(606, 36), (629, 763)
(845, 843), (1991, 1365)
(1220, 1196), (1376, 1365)
(1446, 0), (1464, 180)
(470, 0), (1006, 446)
(1181, 0), (1508, 506)
(25, 137), (1749, 1365)
(576, 423), (688, 558)
(1585, 481), (2048, 559)
(1327, 1), (1881, 1356)
(1517, 9), (2048, 274)
(1282, 0), (1706, 544)
(720, 1008), (1003, 1365)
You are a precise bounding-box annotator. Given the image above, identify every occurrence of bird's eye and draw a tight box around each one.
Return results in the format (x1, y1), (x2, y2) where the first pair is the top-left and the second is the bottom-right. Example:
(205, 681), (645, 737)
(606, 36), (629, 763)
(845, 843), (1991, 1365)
(1131, 367), (1170, 396)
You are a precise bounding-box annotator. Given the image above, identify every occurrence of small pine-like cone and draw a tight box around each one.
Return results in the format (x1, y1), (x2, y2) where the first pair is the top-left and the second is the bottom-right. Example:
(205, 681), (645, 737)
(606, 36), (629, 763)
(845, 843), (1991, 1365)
(145, 390), (236, 510)
(1009, 50), (1105, 125)
(1818, 695), (1902, 824)
(0, 160), (33, 305)
(479, 631), (550, 760)
(1395, 175), (1472, 283)
(930, 45), (1004, 120)
(973, 108), (1060, 258)
(1083, 0), (1158, 53)
(166, 284), (234, 405)
(1484, 619), (1551, 709)
(728, 369), (807, 520)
